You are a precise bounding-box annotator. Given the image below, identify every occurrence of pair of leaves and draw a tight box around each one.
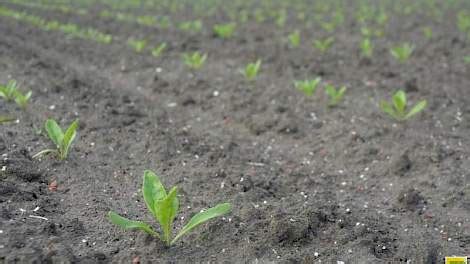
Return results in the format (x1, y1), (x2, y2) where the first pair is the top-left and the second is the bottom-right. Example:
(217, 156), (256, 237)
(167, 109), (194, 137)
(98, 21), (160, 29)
(294, 78), (321, 97)
(0, 80), (32, 109)
(390, 43), (414, 63)
(14, 90), (32, 109)
(183, 52), (207, 70)
(34, 119), (78, 160)
(287, 30), (300, 47)
(128, 39), (147, 53)
(325, 84), (347, 106)
(108, 170), (231, 246)
(313, 37), (334, 53)
(242, 60), (262, 81)
(380, 90), (427, 121)
(213, 23), (236, 38)
(152, 43), (167, 58)
(360, 38), (373, 58)
(0, 80), (17, 100)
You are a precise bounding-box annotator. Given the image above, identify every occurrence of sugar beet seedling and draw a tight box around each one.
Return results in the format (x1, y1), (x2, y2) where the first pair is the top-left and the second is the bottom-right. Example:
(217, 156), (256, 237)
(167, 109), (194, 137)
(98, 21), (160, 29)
(108, 170), (231, 246)
(182, 51), (207, 70)
(33, 119), (79, 160)
(295, 78), (321, 97)
(0, 80), (32, 109)
(324, 84), (347, 107)
(241, 60), (261, 81)
(380, 90), (427, 121)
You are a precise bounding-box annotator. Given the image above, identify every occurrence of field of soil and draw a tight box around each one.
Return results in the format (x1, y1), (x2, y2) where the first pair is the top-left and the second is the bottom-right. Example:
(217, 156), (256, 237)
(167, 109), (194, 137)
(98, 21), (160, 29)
(0, 1), (469, 263)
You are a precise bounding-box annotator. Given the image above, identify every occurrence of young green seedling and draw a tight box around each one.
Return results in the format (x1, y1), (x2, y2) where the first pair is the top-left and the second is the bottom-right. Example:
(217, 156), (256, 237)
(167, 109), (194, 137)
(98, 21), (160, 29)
(320, 21), (336, 33)
(178, 20), (203, 33)
(324, 84), (347, 107)
(213, 23), (236, 38)
(14, 90), (32, 109)
(287, 30), (300, 48)
(33, 119), (79, 160)
(0, 80), (19, 101)
(108, 170), (231, 246)
(390, 43), (414, 63)
(313, 37), (334, 53)
(182, 52), (207, 70)
(457, 11), (470, 34)
(152, 43), (167, 58)
(464, 56), (470, 64)
(422, 27), (433, 39)
(241, 60), (261, 81)
(360, 38), (373, 58)
(380, 90), (427, 121)
(128, 38), (147, 53)
(294, 78), (321, 97)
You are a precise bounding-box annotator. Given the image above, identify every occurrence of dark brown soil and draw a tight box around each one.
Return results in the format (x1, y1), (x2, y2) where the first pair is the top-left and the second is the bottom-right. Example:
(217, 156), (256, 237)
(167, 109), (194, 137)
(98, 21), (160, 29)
(1, 1), (469, 263)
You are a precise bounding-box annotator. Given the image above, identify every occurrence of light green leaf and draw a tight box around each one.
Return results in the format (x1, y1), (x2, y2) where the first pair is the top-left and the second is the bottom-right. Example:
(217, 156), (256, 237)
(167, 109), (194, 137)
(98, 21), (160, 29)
(60, 119), (78, 160)
(380, 101), (397, 119)
(0, 115), (15, 124)
(45, 119), (64, 147)
(405, 100), (427, 119)
(324, 84), (335, 97)
(108, 211), (160, 238)
(172, 203), (231, 245)
(338, 86), (347, 96)
(155, 187), (179, 245)
(392, 90), (407, 114)
(142, 170), (167, 217)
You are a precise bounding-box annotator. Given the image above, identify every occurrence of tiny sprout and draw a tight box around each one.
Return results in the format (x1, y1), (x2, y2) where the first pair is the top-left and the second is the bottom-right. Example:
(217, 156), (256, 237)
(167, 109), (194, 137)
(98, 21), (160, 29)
(178, 20), (203, 33)
(295, 78), (321, 97)
(108, 170), (231, 246)
(14, 90), (32, 109)
(152, 43), (167, 58)
(241, 60), (261, 81)
(33, 119), (79, 160)
(0, 80), (32, 109)
(324, 84), (347, 107)
(128, 38), (147, 53)
(464, 56), (470, 64)
(390, 43), (414, 63)
(380, 90), (427, 121)
(422, 27), (433, 39)
(287, 30), (301, 48)
(0, 80), (19, 101)
(360, 38), (373, 58)
(213, 22), (236, 38)
(457, 11), (470, 34)
(182, 52), (207, 70)
(313, 37), (334, 53)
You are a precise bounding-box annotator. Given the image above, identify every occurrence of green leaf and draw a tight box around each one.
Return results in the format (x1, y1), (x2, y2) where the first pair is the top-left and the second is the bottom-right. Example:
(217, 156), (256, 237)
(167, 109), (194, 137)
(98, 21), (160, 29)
(324, 84), (335, 97)
(108, 211), (160, 238)
(155, 187), (179, 245)
(142, 170), (167, 217)
(392, 90), (407, 114)
(380, 100), (396, 118)
(172, 203), (231, 245)
(405, 100), (427, 119)
(338, 86), (347, 97)
(0, 87), (6, 99)
(45, 119), (64, 147)
(60, 119), (78, 160)
(0, 115), (15, 124)
(14, 90), (32, 109)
